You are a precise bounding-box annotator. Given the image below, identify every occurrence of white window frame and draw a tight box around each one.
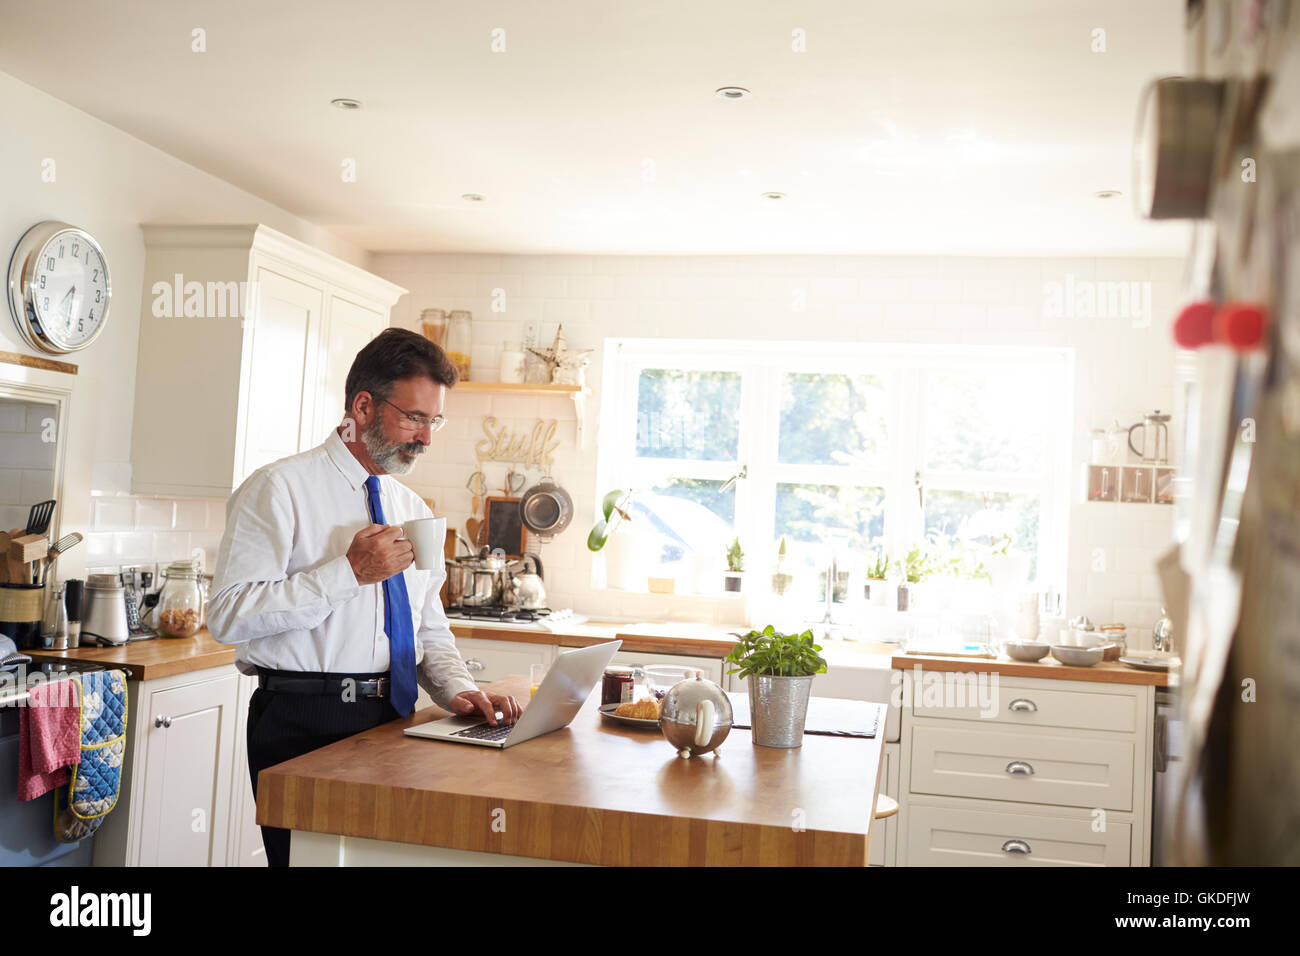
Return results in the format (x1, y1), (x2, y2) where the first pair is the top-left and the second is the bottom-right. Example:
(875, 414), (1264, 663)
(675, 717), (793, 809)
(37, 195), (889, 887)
(597, 339), (1075, 599)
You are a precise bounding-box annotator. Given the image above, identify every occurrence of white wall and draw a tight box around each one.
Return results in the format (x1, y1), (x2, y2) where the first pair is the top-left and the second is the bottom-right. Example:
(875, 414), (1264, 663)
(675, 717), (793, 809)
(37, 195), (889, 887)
(377, 252), (1182, 646)
(0, 70), (364, 581)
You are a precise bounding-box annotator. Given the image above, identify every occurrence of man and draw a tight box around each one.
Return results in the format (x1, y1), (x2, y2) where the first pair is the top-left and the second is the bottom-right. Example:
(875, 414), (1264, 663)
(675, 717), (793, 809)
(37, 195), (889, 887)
(208, 328), (520, 867)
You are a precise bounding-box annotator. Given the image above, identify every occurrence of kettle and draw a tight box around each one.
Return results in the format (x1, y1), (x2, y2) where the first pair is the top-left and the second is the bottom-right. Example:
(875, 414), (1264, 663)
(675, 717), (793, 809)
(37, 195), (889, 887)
(659, 671), (733, 758)
(509, 553), (547, 609)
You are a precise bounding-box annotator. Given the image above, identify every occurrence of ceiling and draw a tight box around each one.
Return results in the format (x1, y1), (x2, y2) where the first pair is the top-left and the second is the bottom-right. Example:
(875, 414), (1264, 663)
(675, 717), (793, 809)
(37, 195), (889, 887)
(0, 0), (1192, 256)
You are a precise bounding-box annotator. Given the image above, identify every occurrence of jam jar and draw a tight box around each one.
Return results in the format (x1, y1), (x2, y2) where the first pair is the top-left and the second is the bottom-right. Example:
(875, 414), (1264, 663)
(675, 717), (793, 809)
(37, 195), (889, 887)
(601, 666), (635, 706)
(156, 559), (204, 637)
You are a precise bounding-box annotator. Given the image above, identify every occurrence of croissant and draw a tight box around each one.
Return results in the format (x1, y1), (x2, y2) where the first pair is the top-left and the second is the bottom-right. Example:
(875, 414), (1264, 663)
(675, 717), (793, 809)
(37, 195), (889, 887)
(616, 697), (660, 719)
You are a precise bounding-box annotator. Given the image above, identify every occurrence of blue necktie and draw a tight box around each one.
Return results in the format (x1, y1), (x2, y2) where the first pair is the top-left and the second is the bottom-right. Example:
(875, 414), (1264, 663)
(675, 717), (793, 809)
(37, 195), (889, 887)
(364, 475), (418, 716)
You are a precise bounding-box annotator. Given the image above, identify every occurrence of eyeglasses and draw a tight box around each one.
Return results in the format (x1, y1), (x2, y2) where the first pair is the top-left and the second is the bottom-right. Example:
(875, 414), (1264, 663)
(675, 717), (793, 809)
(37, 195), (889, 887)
(379, 398), (447, 433)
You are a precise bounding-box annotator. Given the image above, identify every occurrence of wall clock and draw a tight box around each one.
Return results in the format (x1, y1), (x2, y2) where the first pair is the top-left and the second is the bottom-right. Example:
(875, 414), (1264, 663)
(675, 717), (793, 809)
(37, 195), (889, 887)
(7, 220), (112, 354)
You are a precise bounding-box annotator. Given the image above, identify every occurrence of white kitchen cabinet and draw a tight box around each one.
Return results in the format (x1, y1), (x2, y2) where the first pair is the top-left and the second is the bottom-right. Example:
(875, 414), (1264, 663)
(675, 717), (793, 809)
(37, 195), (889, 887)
(94, 664), (240, 867)
(905, 796), (1132, 867)
(129, 224), (404, 497)
(896, 670), (1154, 867)
(869, 742), (899, 867)
(226, 671), (265, 867)
(454, 637), (556, 686)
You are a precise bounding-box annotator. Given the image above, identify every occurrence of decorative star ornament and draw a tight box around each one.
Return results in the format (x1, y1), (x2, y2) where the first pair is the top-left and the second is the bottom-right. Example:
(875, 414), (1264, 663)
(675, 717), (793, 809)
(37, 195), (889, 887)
(528, 325), (592, 384)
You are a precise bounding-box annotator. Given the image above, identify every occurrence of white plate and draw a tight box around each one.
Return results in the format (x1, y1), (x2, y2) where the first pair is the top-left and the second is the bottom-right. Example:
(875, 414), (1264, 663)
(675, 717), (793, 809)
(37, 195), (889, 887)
(1118, 655), (1177, 672)
(598, 703), (661, 730)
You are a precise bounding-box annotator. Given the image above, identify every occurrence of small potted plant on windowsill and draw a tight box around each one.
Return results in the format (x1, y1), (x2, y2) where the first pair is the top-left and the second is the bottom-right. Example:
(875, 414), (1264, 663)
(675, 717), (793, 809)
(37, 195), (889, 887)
(770, 536), (793, 596)
(865, 549), (890, 606)
(725, 625), (828, 748)
(723, 536), (744, 593)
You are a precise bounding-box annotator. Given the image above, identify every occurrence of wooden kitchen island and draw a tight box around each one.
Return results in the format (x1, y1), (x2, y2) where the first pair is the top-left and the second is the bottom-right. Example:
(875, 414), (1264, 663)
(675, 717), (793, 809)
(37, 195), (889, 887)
(256, 675), (886, 867)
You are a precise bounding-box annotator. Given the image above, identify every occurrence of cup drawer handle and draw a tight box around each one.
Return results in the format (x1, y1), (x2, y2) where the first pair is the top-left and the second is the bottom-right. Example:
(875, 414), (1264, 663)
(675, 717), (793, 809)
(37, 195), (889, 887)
(1005, 760), (1035, 776)
(1008, 698), (1038, 713)
(464, 658), (485, 672)
(1001, 839), (1032, 855)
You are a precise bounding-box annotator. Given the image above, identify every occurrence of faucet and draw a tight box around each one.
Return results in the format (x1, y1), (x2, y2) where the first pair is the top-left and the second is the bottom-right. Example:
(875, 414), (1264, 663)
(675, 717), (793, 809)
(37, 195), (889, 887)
(1153, 609), (1174, 654)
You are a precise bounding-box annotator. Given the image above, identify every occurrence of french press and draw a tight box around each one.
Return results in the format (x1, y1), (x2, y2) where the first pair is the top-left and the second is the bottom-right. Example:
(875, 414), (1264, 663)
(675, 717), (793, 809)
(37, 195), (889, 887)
(1127, 410), (1171, 464)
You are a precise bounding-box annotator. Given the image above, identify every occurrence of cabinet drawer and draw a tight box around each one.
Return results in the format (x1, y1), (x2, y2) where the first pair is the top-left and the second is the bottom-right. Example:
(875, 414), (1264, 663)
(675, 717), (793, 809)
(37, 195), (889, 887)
(910, 724), (1134, 810)
(912, 679), (1138, 733)
(906, 801), (1131, 866)
(454, 638), (553, 685)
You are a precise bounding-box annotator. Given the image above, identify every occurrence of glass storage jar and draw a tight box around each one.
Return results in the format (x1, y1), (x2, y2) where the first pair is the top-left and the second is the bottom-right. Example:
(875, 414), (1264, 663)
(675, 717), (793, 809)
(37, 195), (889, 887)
(157, 560), (204, 637)
(445, 310), (472, 381)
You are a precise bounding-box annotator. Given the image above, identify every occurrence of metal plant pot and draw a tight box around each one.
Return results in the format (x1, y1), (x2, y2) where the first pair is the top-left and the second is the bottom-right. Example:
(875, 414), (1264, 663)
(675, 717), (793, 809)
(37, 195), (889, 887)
(748, 674), (814, 748)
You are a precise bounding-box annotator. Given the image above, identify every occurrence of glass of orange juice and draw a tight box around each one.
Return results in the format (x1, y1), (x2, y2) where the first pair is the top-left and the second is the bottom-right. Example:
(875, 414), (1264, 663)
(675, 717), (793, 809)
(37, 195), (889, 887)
(530, 663), (548, 698)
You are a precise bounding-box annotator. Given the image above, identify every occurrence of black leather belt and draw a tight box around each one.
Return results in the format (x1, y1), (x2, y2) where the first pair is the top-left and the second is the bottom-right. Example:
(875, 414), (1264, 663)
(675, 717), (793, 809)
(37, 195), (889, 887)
(256, 668), (390, 699)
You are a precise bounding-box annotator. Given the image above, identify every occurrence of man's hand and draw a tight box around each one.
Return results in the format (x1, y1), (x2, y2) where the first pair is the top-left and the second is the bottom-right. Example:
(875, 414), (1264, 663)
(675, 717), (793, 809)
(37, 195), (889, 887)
(449, 689), (523, 726)
(346, 524), (413, 586)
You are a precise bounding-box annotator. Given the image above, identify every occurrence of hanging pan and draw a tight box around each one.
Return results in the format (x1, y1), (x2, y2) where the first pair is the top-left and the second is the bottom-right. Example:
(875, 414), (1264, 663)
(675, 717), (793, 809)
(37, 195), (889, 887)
(518, 478), (573, 538)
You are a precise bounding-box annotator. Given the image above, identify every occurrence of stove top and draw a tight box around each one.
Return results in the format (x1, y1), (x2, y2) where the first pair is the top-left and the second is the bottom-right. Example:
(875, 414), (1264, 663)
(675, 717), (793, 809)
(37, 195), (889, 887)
(447, 605), (552, 623)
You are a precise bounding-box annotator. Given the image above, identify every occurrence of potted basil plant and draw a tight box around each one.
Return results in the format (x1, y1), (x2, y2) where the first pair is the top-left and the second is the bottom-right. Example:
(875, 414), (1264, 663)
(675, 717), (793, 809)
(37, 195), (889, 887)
(725, 625), (827, 748)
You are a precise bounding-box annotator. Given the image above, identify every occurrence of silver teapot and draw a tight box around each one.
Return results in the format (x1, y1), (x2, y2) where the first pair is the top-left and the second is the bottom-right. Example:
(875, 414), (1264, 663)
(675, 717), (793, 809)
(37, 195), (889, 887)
(659, 672), (732, 758)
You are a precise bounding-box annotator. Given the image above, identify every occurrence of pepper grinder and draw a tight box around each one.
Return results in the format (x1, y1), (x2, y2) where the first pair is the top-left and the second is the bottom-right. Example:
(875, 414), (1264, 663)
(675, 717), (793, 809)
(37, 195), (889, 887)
(64, 579), (84, 648)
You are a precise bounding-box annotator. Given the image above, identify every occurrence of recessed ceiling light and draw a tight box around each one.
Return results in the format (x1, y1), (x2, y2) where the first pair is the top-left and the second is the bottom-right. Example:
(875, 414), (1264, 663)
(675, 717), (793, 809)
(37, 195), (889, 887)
(461, 193), (485, 202)
(1095, 189), (1122, 199)
(761, 191), (787, 200)
(330, 98), (362, 110)
(715, 87), (751, 100)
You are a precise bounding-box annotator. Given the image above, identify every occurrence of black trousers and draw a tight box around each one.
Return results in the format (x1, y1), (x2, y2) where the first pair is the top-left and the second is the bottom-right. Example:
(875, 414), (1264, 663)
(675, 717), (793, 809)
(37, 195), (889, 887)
(245, 673), (400, 867)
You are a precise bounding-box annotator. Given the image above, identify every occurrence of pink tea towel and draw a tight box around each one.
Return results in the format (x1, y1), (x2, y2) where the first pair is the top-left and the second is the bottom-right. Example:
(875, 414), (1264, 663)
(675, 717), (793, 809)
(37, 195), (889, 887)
(17, 676), (81, 801)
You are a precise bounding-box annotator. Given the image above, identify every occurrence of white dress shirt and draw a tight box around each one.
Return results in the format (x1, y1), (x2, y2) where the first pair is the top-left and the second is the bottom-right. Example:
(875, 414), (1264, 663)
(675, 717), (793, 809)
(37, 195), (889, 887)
(207, 429), (478, 709)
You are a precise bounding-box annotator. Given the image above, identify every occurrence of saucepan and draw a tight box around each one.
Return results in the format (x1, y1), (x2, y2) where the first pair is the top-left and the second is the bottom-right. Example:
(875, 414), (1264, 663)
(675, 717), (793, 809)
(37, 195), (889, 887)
(447, 547), (512, 606)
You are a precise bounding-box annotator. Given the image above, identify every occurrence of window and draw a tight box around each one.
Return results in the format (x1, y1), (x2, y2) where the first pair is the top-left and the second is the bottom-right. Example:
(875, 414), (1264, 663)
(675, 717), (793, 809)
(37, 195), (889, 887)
(599, 341), (1073, 600)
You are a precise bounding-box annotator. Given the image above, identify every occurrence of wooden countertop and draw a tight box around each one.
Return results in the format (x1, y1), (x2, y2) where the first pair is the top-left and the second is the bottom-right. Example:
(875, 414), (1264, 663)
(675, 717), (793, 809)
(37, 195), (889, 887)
(449, 619), (741, 658)
(891, 652), (1173, 687)
(27, 628), (236, 681)
(257, 675), (886, 866)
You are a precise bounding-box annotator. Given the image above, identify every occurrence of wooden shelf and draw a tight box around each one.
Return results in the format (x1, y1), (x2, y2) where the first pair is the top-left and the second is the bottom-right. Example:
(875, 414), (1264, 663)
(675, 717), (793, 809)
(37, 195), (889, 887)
(452, 381), (588, 396)
(451, 381), (592, 447)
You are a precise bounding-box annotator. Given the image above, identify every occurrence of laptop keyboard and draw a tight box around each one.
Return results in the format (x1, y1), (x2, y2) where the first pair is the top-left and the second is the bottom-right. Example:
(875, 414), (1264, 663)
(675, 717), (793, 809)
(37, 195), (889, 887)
(452, 722), (514, 742)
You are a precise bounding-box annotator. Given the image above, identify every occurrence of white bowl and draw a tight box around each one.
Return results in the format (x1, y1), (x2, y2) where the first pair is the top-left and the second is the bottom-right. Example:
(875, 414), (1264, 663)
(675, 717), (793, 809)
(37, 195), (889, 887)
(1004, 641), (1051, 662)
(1051, 644), (1104, 667)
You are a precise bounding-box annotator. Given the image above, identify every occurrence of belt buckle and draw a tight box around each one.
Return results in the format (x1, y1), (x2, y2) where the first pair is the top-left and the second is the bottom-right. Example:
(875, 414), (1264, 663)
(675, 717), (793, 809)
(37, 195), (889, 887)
(371, 677), (388, 698)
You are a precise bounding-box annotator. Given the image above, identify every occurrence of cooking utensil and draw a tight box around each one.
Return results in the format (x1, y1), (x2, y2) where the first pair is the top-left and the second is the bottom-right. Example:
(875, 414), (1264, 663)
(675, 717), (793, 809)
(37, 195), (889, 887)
(24, 499), (55, 536)
(518, 478), (574, 538)
(448, 547), (512, 607)
(37, 531), (81, 586)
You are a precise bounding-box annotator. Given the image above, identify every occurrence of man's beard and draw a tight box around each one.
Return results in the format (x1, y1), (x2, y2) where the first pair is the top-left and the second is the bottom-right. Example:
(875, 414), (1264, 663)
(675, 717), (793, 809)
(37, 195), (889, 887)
(362, 415), (426, 475)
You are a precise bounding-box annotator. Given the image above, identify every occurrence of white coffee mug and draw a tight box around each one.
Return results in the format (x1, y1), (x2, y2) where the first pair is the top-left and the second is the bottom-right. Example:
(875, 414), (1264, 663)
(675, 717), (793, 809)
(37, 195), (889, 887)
(401, 517), (447, 571)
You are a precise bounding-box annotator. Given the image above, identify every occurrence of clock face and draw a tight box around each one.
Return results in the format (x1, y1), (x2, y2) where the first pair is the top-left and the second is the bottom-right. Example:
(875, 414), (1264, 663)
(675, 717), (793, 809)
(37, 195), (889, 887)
(8, 222), (112, 354)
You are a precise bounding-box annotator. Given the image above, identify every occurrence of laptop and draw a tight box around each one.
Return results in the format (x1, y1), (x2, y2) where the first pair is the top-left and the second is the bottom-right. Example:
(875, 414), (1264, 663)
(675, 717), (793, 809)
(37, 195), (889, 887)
(403, 640), (622, 748)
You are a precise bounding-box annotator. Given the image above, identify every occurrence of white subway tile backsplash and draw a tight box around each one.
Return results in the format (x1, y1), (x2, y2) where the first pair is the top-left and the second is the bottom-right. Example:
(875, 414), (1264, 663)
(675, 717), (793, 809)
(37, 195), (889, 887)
(134, 498), (175, 529)
(92, 498), (135, 530)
